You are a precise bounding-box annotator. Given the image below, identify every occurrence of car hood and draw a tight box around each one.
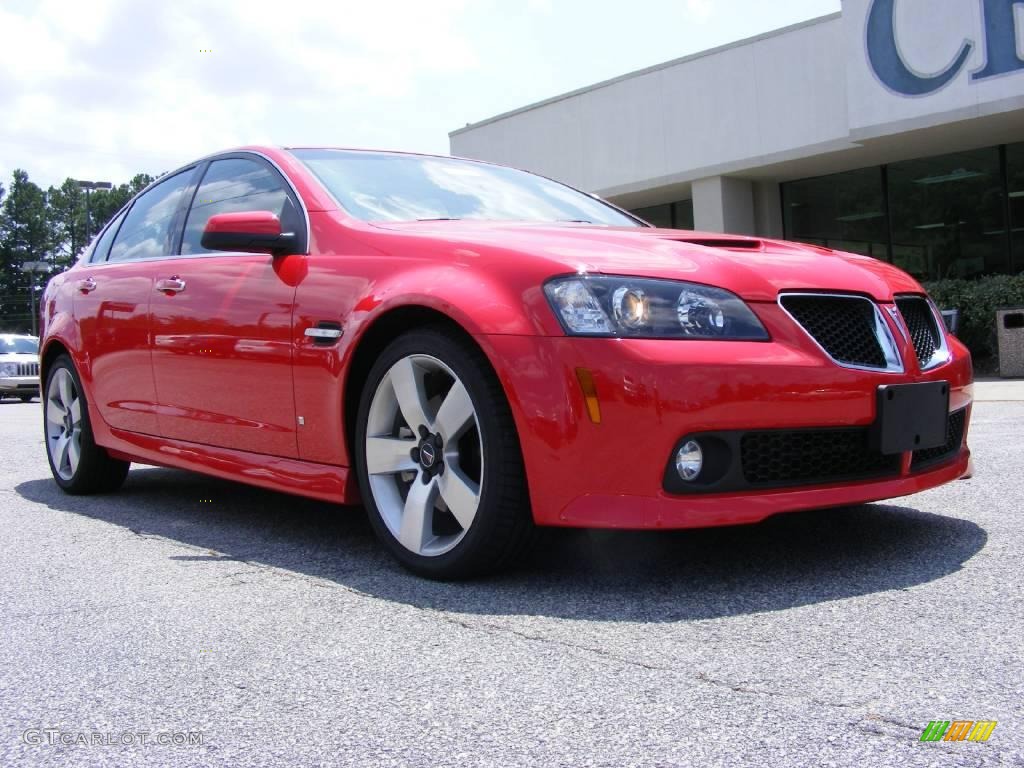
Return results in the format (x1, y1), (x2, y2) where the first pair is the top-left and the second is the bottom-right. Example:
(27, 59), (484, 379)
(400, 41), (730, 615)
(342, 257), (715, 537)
(0, 353), (38, 363)
(369, 221), (923, 302)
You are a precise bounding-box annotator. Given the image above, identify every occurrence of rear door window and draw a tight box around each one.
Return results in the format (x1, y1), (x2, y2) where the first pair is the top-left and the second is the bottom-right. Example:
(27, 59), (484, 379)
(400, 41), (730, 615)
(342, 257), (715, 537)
(89, 208), (127, 262)
(107, 169), (196, 262)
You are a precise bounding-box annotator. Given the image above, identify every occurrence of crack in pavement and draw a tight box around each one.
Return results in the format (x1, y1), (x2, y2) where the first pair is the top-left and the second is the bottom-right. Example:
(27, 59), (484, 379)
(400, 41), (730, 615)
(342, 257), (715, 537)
(92, 518), (902, 721)
(420, 609), (875, 715)
(122, 531), (881, 717)
(4, 601), (140, 620)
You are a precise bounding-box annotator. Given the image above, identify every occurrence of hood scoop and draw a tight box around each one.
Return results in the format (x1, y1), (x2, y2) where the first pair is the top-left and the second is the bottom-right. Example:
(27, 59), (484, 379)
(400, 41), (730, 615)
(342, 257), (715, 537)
(662, 236), (764, 250)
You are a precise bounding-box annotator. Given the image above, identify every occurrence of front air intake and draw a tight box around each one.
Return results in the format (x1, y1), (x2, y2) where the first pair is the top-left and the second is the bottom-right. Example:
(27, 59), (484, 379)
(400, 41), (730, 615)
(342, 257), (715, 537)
(741, 427), (900, 487)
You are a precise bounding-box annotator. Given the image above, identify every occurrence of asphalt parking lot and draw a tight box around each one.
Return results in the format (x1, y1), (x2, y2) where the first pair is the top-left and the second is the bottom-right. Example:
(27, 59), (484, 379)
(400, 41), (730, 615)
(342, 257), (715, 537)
(1, 393), (1021, 767)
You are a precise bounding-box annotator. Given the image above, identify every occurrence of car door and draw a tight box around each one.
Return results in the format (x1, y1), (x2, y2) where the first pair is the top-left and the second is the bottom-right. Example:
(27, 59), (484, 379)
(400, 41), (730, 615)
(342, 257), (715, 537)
(73, 168), (199, 435)
(149, 155), (307, 458)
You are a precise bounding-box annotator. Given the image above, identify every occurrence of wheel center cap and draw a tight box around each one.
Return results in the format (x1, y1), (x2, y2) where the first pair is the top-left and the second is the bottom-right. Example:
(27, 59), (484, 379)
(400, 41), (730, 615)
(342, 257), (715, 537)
(419, 442), (437, 468)
(413, 427), (445, 478)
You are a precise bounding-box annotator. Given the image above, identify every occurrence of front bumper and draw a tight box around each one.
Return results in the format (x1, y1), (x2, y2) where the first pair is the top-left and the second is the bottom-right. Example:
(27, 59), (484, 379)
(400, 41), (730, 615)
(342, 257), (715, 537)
(0, 376), (40, 395)
(478, 302), (972, 530)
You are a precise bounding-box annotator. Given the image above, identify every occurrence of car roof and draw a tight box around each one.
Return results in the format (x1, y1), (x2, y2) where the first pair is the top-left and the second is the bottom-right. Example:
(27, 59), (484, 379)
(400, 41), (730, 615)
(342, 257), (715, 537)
(282, 146), (486, 163)
(183, 145), (490, 167)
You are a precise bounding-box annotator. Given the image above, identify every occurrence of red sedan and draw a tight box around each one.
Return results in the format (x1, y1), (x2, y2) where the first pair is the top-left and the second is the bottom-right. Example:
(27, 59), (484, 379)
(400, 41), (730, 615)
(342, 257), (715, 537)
(39, 147), (972, 578)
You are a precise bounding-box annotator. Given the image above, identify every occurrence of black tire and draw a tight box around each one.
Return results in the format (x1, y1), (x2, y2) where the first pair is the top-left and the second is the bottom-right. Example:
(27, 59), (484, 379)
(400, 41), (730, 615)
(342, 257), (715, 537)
(355, 328), (533, 579)
(19, 394), (34, 403)
(43, 355), (130, 494)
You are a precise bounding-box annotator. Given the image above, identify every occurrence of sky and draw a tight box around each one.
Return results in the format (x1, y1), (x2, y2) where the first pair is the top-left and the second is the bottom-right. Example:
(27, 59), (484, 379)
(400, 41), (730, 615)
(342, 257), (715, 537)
(0, 0), (841, 191)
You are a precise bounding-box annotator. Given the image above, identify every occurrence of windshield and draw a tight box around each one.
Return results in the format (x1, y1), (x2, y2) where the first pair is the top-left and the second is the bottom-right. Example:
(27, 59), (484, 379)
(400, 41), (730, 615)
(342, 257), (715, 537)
(0, 337), (37, 354)
(290, 149), (642, 227)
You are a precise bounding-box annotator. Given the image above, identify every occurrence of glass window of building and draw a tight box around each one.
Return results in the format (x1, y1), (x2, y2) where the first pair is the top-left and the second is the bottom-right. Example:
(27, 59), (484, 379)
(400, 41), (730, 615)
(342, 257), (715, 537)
(888, 147), (1007, 280)
(675, 199), (695, 230)
(630, 199), (694, 229)
(782, 167), (887, 258)
(1008, 142), (1024, 273)
(632, 203), (672, 228)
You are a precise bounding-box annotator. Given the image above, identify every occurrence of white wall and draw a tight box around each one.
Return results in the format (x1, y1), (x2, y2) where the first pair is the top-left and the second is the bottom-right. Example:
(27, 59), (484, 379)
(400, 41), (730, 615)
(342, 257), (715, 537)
(844, 0), (1024, 139)
(450, 1), (1024, 234)
(692, 177), (756, 234)
(451, 15), (850, 198)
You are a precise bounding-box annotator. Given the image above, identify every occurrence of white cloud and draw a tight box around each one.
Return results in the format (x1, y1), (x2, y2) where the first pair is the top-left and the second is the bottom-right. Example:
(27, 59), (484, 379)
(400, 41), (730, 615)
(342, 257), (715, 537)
(0, 0), (840, 193)
(0, 0), (479, 189)
(686, 0), (714, 21)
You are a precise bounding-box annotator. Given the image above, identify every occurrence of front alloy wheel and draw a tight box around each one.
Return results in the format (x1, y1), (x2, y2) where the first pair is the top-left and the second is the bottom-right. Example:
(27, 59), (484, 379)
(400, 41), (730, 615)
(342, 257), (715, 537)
(356, 329), (532, 578)
(365, 354), (482, 557)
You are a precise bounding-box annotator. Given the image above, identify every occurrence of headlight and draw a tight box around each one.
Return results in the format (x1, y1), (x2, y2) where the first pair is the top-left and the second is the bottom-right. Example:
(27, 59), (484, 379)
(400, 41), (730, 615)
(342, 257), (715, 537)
(0, 362), (18, 377)
(544, 275), (768, 340)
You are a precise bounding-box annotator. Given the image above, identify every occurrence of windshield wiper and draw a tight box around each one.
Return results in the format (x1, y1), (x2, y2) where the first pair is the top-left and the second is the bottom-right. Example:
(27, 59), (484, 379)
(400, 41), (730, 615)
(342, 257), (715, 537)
(557, 219), (594, 224)
(416, 217), (462, 221)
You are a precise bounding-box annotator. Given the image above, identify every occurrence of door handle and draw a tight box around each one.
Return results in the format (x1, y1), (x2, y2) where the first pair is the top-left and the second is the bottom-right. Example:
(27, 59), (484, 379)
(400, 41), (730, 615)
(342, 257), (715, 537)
(77, 277), (97, 294)
(156, 277), (186, 294)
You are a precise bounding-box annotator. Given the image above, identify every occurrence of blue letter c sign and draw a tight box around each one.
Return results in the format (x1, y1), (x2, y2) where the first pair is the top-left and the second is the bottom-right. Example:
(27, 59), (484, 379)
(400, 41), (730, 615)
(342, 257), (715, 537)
(866, 0), (973, 96)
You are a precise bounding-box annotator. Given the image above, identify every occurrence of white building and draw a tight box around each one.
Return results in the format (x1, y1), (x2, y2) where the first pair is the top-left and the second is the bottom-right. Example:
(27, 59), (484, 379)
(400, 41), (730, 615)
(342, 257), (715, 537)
(450, 0), (1024, 281)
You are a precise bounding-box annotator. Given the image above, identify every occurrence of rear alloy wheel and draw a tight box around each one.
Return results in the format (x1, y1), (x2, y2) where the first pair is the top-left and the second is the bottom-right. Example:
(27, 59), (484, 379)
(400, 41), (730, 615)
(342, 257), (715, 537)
(356, 329), (532, 579)
(44, 355), (130, 494)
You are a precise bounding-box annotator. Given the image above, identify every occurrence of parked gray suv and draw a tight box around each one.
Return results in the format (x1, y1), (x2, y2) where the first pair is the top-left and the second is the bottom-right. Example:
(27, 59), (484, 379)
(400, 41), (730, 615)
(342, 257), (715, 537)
(0, 334), (40, 402)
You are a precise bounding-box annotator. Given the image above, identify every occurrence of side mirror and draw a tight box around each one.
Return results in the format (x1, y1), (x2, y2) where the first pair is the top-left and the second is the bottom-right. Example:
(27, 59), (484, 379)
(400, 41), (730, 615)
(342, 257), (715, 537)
(201, 211), (298, 255)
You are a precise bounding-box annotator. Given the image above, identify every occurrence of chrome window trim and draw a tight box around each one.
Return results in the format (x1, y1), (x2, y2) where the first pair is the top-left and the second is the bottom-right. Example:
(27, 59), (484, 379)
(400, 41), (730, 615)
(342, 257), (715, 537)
(777, 291), (905, 374)
(79, 250), (279, 271)
(87, 148), (311, 265)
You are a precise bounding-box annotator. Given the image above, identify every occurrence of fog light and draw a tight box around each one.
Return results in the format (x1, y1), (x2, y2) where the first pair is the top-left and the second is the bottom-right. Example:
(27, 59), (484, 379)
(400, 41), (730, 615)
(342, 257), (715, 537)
(675, 440), (703, 481)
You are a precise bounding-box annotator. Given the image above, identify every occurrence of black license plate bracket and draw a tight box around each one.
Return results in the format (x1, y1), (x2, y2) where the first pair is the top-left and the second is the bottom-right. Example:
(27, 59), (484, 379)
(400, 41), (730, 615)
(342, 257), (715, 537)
(872, 381), (950, 455)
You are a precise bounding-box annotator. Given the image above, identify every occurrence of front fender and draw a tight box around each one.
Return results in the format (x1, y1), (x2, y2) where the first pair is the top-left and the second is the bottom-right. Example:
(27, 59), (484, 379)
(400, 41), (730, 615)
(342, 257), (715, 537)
(290, 248), (556, 471)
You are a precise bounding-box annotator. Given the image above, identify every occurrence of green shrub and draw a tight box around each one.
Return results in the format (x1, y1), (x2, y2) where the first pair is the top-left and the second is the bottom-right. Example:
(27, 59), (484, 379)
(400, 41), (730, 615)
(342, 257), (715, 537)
(923, 274), (1024, 360)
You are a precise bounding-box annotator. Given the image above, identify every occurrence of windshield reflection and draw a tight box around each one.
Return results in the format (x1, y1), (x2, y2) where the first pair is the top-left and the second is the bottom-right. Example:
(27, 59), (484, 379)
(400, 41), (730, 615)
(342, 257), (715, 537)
(291, 149), (640, 227)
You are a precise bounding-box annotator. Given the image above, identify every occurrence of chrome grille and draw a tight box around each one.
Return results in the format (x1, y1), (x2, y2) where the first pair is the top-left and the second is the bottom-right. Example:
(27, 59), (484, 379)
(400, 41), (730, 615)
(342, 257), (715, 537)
(896, 296), (945, 369)
(779, 294), (899, 371)
(16, 362), (39, 377)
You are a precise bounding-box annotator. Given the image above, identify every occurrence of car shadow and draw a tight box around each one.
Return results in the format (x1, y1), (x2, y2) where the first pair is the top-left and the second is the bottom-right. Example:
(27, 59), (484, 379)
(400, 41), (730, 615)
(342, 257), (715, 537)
(15, 467), (986, 622)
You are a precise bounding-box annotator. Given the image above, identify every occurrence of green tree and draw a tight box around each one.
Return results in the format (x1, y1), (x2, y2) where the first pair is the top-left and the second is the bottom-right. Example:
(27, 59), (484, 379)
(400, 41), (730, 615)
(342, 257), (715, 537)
(0, 170), (50, 331)
(0, 168), (160, 330)
(46, 179), (87, 269)
(43, 173), (156, 269)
